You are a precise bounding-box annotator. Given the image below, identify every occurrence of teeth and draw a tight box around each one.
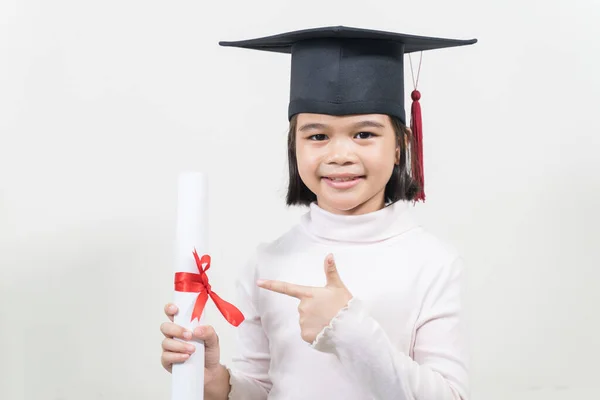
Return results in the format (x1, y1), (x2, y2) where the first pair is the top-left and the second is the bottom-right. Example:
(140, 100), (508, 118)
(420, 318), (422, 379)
(330, 177), (356, 182)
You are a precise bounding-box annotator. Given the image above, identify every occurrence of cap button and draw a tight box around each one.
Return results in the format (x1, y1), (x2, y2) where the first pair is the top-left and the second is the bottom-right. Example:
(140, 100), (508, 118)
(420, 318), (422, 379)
(411, 90), (421, 101)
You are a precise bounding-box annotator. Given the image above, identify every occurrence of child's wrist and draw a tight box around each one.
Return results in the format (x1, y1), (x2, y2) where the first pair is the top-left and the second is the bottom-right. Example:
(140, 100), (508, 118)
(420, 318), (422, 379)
(204, 364), (231, 400)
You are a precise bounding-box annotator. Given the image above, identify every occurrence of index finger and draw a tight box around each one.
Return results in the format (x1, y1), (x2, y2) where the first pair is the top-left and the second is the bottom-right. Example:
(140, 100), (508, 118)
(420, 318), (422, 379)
(257, 279), (313, 299)
(164, 303), (178, 321)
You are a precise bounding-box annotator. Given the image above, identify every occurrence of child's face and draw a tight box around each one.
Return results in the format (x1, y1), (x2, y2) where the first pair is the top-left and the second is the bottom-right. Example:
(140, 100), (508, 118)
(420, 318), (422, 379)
(295, 113), (399, 215)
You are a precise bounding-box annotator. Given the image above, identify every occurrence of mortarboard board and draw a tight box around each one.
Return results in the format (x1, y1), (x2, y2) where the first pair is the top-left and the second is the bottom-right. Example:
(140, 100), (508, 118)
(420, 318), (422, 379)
(219, 25), (477, 201)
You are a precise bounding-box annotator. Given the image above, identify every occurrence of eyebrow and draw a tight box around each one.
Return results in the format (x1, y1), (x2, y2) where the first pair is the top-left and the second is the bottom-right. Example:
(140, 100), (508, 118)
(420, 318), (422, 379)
(298, 120), (386, 132)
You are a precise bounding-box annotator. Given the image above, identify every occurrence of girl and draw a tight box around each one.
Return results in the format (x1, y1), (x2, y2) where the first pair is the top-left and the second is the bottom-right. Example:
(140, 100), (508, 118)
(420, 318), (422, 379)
(160, 26), (476, 400)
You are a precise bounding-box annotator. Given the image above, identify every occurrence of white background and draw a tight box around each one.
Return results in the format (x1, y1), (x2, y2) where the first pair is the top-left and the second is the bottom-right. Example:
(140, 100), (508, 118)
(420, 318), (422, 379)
(1, 0), (599, 399)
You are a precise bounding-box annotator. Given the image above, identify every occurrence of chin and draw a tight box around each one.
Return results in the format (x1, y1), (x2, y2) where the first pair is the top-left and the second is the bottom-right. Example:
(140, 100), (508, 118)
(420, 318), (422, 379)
(319, 195), (368, 213)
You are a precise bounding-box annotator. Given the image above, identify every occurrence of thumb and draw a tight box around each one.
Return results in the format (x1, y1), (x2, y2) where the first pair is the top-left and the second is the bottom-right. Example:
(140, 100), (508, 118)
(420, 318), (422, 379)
(324, 254), (344, 288)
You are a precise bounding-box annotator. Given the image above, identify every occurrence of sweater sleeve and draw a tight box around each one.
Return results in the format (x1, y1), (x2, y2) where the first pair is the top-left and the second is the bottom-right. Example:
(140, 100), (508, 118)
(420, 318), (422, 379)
(311, 257), (469, 400)
(224, 249), (272, 400)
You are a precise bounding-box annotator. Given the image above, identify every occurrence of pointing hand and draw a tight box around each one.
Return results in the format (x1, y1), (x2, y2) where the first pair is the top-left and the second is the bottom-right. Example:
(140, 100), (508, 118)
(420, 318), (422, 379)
(257, 254), (353, 344)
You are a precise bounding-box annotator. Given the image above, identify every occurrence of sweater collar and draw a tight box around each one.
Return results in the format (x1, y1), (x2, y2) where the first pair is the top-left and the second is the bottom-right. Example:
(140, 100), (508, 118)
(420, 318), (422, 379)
(299, 200), (419, 243)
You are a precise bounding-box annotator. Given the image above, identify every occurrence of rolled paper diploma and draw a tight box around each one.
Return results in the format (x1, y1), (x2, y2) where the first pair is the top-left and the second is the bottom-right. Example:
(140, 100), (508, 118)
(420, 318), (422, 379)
(172, 171), (209, 400)
(172, 172), (245, 400)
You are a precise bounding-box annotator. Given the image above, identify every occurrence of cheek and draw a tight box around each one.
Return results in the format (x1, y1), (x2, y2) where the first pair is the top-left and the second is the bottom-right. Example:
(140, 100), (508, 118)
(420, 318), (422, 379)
(296, 147), (321, 182)
(364, 146), (396, 176)
(370, 161), (395, 184)
(297, 144), (320, 165)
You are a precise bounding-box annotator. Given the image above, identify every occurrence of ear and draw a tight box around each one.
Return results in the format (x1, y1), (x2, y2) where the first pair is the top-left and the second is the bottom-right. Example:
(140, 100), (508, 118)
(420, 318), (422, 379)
(398, 126), (412, 164)
(395, 146), (400, 165)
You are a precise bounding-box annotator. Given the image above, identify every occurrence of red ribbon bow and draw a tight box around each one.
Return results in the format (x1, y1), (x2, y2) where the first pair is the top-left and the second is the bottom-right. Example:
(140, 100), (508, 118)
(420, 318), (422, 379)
(174, 249), (245, 326)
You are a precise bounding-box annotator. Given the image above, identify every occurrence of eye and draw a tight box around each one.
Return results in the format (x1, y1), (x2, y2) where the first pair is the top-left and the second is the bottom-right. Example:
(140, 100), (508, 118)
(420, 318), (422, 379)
(354, 131), (375, 139)
(308, 134), (328, 141)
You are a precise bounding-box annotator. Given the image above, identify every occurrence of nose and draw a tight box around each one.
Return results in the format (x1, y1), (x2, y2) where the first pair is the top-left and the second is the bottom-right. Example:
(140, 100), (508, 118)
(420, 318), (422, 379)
(325, 137), (357, 166)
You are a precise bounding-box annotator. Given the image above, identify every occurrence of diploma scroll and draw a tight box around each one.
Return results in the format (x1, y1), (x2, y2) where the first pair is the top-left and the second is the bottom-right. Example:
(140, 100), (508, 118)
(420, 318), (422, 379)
(172, 172), (209, 400)
(172, 172), (244, 400)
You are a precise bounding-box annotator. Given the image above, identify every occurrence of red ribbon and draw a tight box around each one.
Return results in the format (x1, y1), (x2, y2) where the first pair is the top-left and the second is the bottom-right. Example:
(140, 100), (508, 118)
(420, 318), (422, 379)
(174, 249), (245, 326)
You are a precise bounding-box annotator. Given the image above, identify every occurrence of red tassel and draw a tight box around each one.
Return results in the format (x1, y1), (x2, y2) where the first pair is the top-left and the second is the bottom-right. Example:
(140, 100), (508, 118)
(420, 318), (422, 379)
(411, 89), (425, 202)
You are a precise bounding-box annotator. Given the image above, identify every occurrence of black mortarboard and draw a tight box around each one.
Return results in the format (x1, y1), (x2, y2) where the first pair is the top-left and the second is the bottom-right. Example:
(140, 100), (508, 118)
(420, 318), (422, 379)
(219, 26), (477, 201)
(219, 25), (476, 124)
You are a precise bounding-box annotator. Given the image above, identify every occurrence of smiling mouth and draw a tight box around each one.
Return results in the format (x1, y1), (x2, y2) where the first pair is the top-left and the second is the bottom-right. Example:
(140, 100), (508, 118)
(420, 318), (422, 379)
(321, 175), (365, 189)
(323, 176), (364, 182)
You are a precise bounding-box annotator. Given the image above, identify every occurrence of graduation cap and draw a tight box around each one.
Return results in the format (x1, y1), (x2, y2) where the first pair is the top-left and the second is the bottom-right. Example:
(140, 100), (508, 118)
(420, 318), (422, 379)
(219, 26), (477, 202)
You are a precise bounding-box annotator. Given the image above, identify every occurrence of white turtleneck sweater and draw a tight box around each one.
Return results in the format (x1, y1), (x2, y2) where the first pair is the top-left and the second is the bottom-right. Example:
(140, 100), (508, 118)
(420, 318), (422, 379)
(225, 201), (469, 400)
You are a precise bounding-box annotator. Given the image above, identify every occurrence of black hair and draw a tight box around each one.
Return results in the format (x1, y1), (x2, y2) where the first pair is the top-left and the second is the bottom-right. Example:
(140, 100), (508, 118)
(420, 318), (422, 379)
(285, 114), (421, 206)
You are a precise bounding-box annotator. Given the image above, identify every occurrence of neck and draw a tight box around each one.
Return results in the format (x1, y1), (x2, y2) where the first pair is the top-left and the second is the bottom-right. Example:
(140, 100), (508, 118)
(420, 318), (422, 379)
(300, 199), (419, 243)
